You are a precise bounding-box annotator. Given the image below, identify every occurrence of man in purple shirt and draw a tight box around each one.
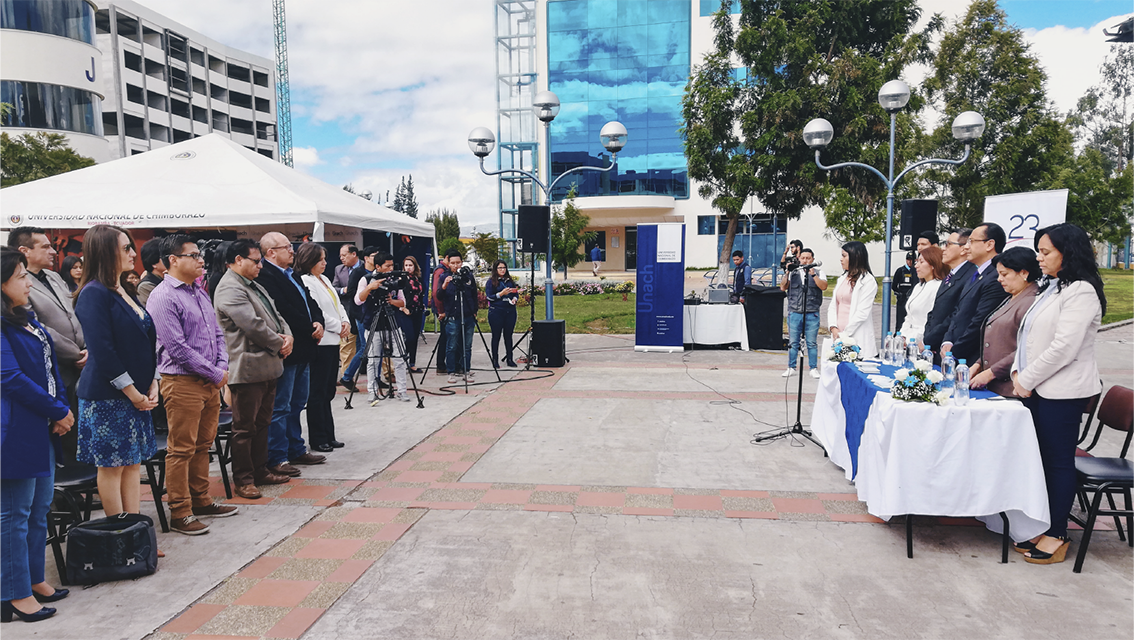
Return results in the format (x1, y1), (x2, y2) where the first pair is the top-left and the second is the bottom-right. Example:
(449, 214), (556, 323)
(147, 234), (238, 535)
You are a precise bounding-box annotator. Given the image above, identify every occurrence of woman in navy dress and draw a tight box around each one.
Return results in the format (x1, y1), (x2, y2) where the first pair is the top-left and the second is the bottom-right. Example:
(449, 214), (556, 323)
(73, 225), (158, 518)
(1, 249), (72, 622)
(485, 260), (519, 368)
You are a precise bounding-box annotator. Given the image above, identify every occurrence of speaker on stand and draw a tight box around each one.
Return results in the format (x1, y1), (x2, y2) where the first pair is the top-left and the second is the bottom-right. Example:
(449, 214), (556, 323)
(898, 200), (938, 250)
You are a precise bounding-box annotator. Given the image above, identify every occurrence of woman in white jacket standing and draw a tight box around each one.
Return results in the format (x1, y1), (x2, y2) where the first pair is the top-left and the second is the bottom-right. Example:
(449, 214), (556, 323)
(296, 243), (351, 452)
(1010, 223), (1106, 565)
(828, 241), (878, 358)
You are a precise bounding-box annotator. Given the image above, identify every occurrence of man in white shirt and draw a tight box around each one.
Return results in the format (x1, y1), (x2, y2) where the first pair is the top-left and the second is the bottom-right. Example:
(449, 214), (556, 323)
(779, 248), (827, 378)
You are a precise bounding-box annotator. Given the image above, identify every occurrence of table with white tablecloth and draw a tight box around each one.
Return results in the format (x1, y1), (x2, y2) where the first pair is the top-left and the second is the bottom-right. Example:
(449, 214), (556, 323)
(682, 304), (749, 350)
(811, 358), (1050, 544)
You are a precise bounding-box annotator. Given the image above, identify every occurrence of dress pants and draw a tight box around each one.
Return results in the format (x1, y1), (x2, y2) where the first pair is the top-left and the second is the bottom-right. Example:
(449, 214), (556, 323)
(1023, 393), (1089, 538)
(488, 305), (516, 364)
(396, 311), (422, 369)
(307, 345), (339, 447)
(338, 330), (357, 381)
(228, 379), (277, 486)
(160, 374), (221, 519)
(0, 447), (53, 601)
(342, 320), (368, 382)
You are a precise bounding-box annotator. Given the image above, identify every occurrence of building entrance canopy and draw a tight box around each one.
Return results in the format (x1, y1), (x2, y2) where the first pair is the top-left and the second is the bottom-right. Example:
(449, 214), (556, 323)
(0, 134), (435, 241)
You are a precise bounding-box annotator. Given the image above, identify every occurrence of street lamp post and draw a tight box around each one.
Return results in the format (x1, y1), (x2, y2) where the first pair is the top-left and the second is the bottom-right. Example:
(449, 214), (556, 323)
(803, 80), (985, 348)
(468, 90), (627, 320)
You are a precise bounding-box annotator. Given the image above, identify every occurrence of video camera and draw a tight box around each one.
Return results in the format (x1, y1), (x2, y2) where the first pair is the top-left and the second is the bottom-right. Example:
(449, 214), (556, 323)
(367, 269), (410, 297)
(784, 255), (801, 271)
(451, 265), (476, 286)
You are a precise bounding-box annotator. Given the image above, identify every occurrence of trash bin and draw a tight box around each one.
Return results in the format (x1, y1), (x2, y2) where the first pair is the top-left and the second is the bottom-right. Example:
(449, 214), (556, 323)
(742, 285), (786, 350)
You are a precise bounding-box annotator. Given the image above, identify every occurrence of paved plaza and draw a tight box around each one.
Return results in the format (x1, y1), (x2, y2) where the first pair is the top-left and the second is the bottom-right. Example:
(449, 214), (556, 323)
(9, 325), (1133, 640)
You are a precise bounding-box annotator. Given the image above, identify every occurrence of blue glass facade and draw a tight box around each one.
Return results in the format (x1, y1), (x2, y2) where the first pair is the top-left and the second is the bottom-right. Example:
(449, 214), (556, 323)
(1, 80), (103, 136)
(1, 0), (95, 45)
(547, 0), (690, 201)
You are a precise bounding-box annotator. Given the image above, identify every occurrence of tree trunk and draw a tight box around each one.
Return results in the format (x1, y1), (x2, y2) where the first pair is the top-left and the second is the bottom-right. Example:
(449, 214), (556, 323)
(715, 214), (739, 286)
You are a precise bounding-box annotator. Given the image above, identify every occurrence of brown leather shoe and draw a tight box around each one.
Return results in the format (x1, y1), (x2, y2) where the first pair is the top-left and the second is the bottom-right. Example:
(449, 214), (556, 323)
(234, 484), (262, 499)
(268, 463), (301, 477)
(256, 472), (292, 485)
(290, 452), (326, 465)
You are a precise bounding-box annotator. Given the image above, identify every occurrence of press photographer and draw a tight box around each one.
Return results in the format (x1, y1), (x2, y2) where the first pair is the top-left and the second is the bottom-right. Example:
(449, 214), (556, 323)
(354, 252), (411, 405)
(441, 250), (479, 384)
(779, 248), (827, 378)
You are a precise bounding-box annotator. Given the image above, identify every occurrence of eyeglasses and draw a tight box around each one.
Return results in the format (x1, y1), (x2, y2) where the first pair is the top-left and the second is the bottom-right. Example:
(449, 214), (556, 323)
(945, 240), (965, 246)
(265, 245), (293, 253)
(965, 236), (991, 245)
(172, 252), (203, 261)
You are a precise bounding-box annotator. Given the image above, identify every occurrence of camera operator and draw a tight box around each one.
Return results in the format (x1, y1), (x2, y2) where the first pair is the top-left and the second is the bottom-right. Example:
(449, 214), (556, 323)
(779, 248), (827, 378)
(779, 239), (803, 272)
(354, 252), (410, 405)
(441, 250), (479, 384)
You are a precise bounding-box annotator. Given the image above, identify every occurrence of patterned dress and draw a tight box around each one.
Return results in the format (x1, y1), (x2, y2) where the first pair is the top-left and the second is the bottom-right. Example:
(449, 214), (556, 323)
(77, 312), (158, 467)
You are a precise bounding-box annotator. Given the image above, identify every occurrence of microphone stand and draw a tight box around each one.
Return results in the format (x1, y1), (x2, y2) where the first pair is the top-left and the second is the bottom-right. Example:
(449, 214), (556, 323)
(753, 262), (826, 451)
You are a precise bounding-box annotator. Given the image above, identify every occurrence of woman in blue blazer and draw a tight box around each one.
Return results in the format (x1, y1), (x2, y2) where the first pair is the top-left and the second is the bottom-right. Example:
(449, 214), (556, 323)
(1, 249), (72, 622)
(73, 226), (158, 521)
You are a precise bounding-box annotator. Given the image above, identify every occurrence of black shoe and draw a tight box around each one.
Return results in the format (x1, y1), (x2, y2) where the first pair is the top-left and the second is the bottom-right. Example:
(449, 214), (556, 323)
(506, 359), (518, 368)
(329, 440), (345, 448)
(340, 379), (359, 393)
(312, 443), (334, 453)
(1, 601), (56, 623)
(377, 380), (392, 390)
(33, 589), (68, 603)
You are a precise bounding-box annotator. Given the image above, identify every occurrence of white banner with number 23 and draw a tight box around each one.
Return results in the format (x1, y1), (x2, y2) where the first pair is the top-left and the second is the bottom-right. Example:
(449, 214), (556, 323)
(983, 189), (1068, 249)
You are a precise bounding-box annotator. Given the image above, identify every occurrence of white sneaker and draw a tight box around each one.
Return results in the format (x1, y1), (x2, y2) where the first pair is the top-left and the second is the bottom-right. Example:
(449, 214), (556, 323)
(464, 371), (476, 380)
(395, 392), (411, 402)
(809, 368), (821, 379)
(447, 374), (458, 384)
(782, 368), (796, 377)
(367, 394), (379, 406)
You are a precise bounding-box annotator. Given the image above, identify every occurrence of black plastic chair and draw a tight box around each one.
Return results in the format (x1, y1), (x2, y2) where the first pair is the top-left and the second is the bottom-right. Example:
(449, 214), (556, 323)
(46, 462), (99, 585)
(210, 409), (234, 499)
(140, 431), (170, 533)
(1070, 385), (1133, 573)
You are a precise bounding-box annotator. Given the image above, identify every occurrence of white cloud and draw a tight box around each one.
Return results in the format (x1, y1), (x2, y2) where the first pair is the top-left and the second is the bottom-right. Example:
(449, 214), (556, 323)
(290, 146), (322, 170)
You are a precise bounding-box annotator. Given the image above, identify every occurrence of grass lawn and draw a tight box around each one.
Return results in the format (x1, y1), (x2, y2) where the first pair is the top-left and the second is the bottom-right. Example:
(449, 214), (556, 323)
(1102, 269), (1132, 325)
(424, 293), (638, 335)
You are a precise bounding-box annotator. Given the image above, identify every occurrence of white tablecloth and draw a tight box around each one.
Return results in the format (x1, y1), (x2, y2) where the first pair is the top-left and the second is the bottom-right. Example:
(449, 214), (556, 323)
(682, 304), (749, 350)
(811, 357), (1051, 543)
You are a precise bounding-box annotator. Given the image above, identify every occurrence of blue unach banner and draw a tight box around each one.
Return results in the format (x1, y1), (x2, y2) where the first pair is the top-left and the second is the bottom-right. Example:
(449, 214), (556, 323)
(634, 223), (685, 352)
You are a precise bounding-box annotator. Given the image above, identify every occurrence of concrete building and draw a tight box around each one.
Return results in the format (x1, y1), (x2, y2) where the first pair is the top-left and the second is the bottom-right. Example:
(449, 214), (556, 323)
(95, 0), (277, 160)
(1, 0), (110, 161)
(494, 0), (885, 276)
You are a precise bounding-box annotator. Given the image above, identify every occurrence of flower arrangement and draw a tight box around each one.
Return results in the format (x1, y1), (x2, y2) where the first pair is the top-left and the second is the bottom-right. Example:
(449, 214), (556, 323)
(825, 337), (862, 362)
(521, 280), (634, 296)
(891, 360), (951, 404)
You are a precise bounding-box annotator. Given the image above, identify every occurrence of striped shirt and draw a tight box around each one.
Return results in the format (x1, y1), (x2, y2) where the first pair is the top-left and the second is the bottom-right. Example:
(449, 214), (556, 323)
(147, 275), (229, 384)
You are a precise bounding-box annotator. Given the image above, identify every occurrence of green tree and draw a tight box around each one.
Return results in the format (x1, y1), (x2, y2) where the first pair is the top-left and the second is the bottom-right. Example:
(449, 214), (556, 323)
(918, 0), (1074, 230)
(426, 208), (461, 246)
(1, 132), (96, 188)
(550, 187), (596, 278)
(1049, 148), (1133, 245)
(342, 183), (372, 199)
(391, 179), (404, 213)
(402, 175), (419, 218)
(1068, 45), (1132, 176)
(438, 237), (466, 260)
(469, 231), (505, 266)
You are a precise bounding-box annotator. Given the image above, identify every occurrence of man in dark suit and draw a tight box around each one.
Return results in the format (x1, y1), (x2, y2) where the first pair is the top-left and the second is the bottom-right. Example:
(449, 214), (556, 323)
(922, 228), (975, 355)
(332, 244), (361, 383)
(255, 232), (326, 477)
(941, 222), (1010, 363)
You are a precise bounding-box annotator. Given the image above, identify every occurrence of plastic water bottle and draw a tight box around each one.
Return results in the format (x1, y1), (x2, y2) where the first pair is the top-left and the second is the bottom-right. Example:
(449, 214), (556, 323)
(955, 359), (970, 406)
(906, 338), (918, 369)
(921, 345), (933, 363)
(891, 332), (902, 366)
(882, 332), (893, 365)
(941, 351), (956, 391)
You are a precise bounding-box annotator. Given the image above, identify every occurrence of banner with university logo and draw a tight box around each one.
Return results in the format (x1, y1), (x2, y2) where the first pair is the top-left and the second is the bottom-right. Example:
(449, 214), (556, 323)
(634, 223), (685, 352)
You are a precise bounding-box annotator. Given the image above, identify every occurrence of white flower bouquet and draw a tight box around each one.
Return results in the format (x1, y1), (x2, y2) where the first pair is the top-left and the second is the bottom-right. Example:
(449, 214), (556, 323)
(825, 337), (863, 362)
(891, 360), (950, 404)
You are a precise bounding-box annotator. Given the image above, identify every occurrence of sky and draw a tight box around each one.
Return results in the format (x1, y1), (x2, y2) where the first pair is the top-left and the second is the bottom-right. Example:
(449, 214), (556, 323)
(136, 0), (1132, 232)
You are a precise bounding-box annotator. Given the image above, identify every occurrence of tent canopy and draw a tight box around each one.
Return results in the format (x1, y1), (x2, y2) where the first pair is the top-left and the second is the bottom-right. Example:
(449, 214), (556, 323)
(1, 133), (434, 240)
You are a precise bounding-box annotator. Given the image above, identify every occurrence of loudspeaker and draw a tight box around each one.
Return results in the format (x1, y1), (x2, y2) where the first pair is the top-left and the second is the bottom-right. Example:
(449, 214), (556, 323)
(531, 319), (566, 367)
(899, 200), (938, 250)
(742, 285), (787, 350)
(517, 205), (550, 253)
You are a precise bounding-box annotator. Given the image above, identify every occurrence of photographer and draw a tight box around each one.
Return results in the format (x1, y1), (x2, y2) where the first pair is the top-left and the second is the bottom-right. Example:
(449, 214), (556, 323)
(354, 252), (410, 405)
(440, 250), (479, 384)
(779, 248), (827, 378)
(779, 239), (803, 272)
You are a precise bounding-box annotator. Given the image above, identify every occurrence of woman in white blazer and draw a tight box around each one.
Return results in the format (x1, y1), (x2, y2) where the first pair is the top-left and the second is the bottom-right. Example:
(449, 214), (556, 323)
(898, 245), (946, 344)
(1010, 223), (1106, 565)
(828, 241), (878, 358)
(296, 243), (351, 452)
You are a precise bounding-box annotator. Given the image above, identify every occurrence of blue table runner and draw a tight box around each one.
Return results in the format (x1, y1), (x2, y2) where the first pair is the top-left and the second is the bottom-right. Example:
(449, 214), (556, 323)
(836, 361), (997, 479)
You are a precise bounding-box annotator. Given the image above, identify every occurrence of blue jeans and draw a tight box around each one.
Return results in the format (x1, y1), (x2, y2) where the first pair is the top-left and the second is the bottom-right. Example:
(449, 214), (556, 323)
(269, 362), (309, 466)
(445, 316), (476, 374)
(1, 447), (54, 600)
(788, 311), (820, 369)
(341, 320), (368, 382)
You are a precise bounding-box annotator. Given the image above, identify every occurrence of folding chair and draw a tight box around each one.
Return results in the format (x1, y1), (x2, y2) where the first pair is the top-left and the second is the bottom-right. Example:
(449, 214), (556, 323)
(1076, 386), (1102, 446)
(140, 431), (170, 532)
(1069, 385), (1133, 573)
(46, 462), (99, 585)
(211, 409), (234, 499)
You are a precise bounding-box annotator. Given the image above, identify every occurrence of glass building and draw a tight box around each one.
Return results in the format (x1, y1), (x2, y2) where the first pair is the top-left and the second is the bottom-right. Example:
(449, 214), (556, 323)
(546, 0), (690, 201)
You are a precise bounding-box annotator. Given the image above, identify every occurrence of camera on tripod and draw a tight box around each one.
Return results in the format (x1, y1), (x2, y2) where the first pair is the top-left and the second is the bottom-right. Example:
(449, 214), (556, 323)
(369, 270), (409, 298)
(452, 265), (475, 286)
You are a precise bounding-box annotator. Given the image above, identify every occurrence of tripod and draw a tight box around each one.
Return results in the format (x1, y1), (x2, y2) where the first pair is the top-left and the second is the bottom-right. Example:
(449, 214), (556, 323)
(420, 271), (502, 393)
(752, 263), (826, 451)
(510, 253), (539, 371)
(345, 295), (424, 409)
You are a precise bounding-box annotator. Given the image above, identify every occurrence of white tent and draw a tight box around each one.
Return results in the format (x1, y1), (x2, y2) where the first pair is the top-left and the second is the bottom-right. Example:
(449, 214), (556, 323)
(0, 133), (435, 241)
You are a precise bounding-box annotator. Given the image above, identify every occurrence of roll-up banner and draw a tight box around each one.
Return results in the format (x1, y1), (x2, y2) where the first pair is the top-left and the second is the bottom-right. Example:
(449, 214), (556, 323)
(634, 223), (685, 353)
(983, 189), (1068, 250)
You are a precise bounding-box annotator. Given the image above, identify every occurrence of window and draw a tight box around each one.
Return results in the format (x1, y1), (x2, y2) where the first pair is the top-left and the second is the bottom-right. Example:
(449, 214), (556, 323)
(226, 64), (250, 83)
(254, 97), (271, 113)
(190, 47), (205, 67)
(1, 0), (95, 44)
(252, 70), (269, 87)
(1, 80), (104, 136)
(697, 215), (714, 235)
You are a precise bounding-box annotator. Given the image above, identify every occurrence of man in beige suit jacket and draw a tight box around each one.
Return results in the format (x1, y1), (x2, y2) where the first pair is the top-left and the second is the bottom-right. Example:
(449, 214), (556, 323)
(8, 227), (87, 461)
(213, 241), (295, 499)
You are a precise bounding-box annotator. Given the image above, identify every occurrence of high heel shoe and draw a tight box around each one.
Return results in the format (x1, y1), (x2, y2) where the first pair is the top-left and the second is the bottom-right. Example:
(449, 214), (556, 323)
(1024, 537), (1070, 564)
(33, 588), (68, 603)
(1013, 540), (1037, 554)
(505, 359), (517, 368)
(1, 601), (56, 623)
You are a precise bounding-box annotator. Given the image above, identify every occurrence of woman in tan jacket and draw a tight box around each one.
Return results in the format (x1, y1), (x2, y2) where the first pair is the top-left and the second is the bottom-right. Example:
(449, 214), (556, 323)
(968, 246), (1040, 397)
(1010, 224), (1106, 565)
